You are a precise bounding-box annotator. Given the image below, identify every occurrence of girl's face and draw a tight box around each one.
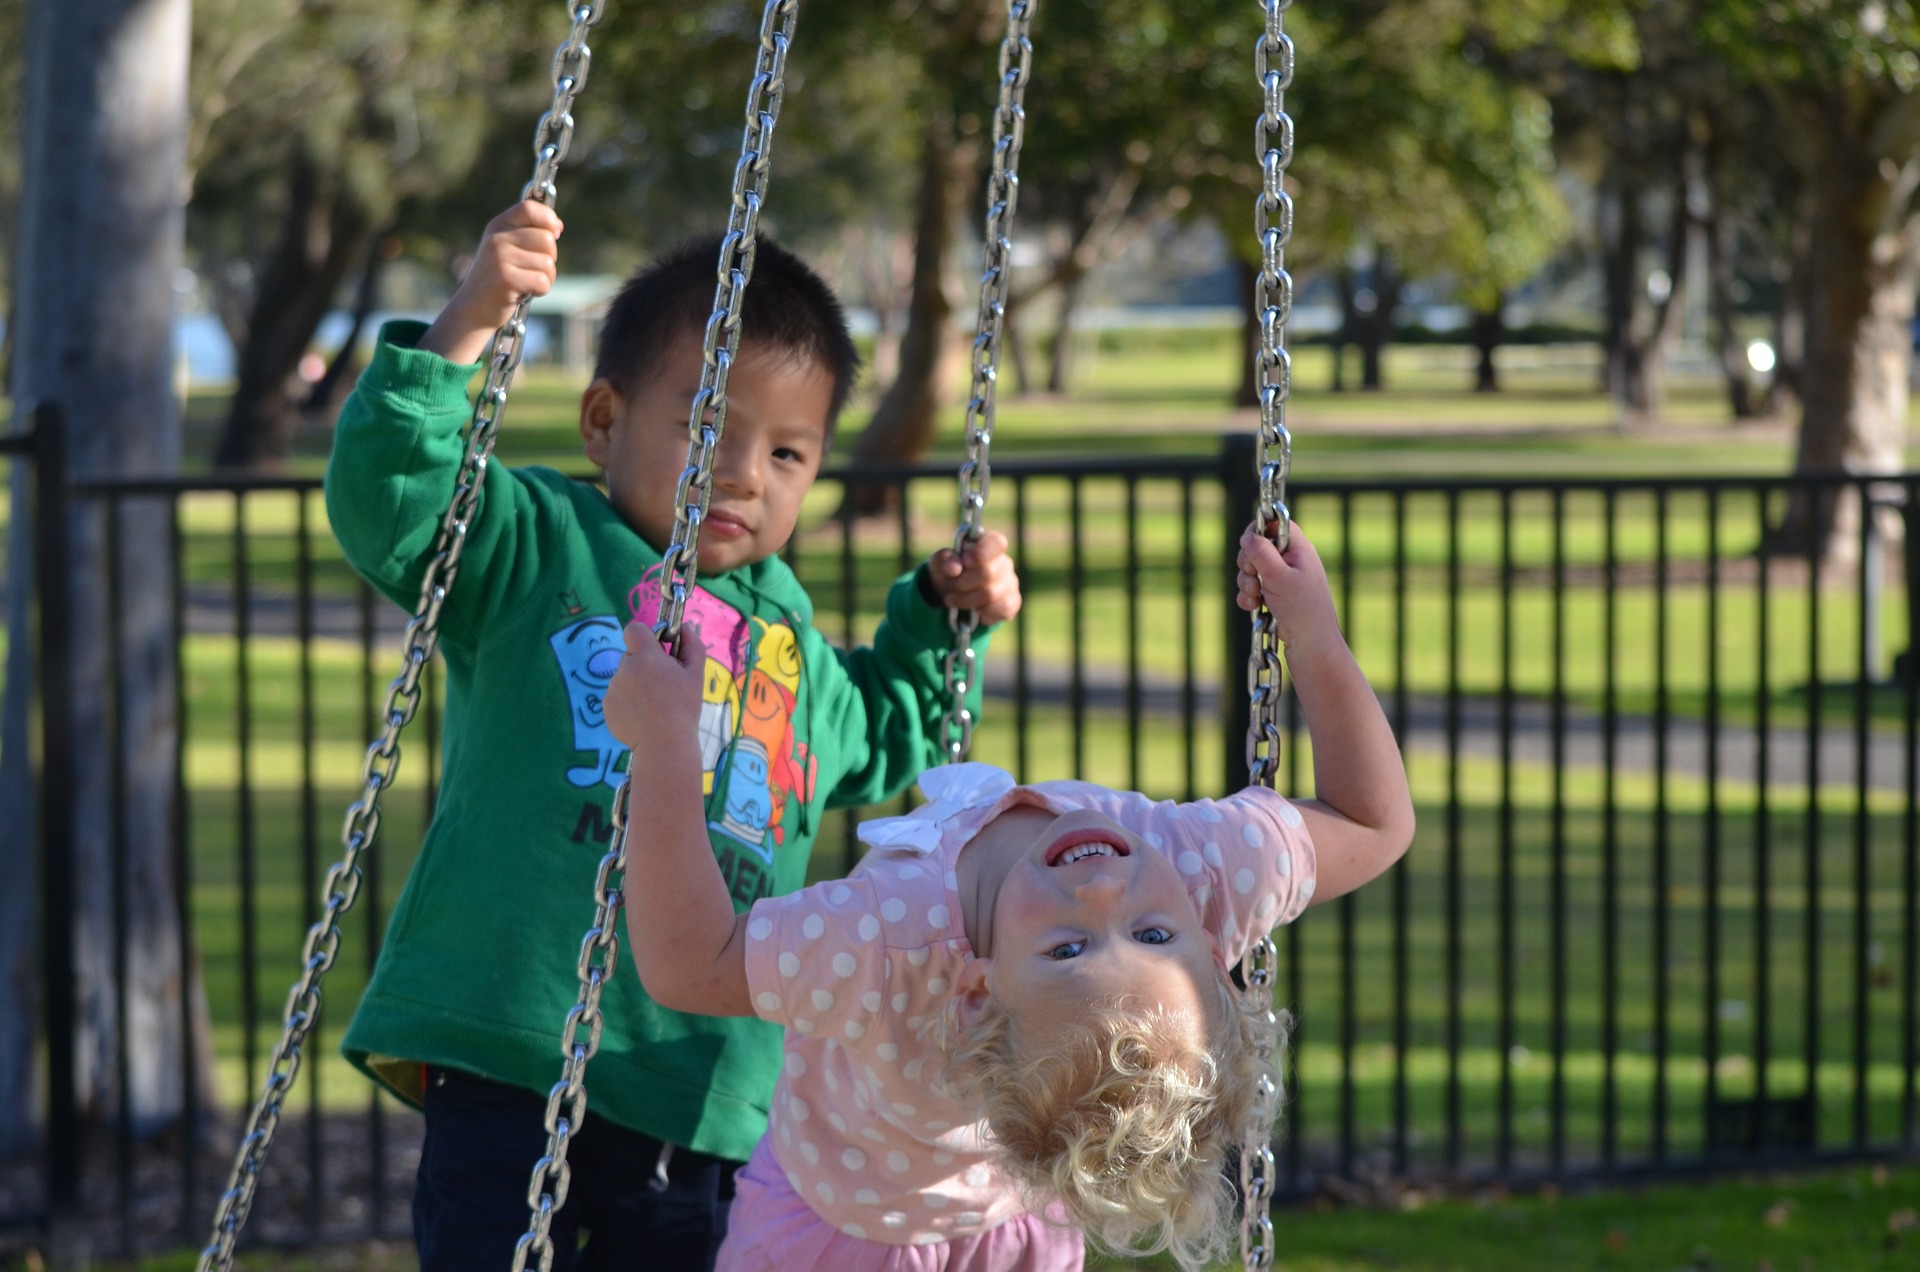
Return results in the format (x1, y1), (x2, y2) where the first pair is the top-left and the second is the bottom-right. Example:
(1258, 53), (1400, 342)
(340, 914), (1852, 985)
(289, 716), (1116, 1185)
(967, 807), (1222, 1041)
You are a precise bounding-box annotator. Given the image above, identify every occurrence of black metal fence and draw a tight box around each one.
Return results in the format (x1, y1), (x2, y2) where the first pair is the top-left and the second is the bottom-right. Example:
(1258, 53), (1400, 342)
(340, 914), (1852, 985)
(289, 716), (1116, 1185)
(3, 418), (1918, 1259)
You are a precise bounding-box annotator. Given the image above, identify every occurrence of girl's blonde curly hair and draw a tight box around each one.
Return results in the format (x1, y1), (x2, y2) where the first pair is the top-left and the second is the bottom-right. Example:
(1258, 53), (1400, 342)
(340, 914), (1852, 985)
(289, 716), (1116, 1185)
(930, 969), (1286, 1271)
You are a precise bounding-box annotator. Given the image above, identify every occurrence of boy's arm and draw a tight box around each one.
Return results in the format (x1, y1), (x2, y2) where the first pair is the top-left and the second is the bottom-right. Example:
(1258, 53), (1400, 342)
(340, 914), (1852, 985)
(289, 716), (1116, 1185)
(817, 530), (1021, 809)
(1239, 526), (1415, 905)
(813, 567), (988, 810)
(607, 622), (755, 1017)
(418, 201), (561, 364)
(324, 326), (568, 641)
(324, 202), (566, 640)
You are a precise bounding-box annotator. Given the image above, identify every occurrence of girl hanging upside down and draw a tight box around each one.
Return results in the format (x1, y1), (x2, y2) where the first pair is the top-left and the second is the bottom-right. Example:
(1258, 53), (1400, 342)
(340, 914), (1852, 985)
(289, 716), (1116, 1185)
(605, 521), (1415, 1272)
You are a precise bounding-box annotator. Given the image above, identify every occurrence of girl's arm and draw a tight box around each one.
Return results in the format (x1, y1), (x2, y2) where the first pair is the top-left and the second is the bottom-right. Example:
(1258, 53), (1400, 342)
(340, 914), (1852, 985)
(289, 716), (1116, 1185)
(1237, 526), (1416, 905)
(605, 621), (754, 1016)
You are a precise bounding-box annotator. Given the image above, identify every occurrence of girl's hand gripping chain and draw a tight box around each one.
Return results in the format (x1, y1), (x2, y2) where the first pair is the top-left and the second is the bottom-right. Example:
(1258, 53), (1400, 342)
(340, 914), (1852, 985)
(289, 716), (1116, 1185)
(606, 620), (708, 755)
(606, 621), (757, 1017)
(1236, 523), (1417, 902)
(1235, 520), (1340, 652)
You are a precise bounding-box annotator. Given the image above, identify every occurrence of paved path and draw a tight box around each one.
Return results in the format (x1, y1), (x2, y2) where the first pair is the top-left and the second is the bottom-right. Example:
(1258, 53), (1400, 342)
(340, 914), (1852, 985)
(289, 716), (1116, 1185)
(976, 660), (1916, 794)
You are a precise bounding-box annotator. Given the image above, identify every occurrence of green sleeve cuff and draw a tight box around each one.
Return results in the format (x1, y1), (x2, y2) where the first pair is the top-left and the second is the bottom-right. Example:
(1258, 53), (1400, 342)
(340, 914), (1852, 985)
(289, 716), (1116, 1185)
(889, 566), (960, 651)
(360, 319), (483, 410)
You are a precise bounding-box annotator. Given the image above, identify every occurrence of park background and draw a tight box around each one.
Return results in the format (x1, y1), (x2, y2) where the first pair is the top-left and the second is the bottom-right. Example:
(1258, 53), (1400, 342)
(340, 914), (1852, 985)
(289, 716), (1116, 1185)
(4, 0), (1920, 1268)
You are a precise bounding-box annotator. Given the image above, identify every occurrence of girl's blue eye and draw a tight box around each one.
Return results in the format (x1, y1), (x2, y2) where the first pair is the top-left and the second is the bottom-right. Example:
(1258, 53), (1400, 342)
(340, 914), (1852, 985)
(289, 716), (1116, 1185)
(1047, 940), (1086, 961)
(1134, 927), (1173, 945)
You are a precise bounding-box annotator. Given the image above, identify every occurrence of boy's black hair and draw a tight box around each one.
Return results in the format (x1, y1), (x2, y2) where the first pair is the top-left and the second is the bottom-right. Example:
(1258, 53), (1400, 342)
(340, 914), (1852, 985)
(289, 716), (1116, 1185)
(594, 235), (862, 434)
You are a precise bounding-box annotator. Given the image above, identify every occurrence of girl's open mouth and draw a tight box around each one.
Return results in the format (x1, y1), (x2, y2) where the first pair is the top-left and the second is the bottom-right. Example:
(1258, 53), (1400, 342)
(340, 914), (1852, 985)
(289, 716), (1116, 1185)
(1045, 830), (1130, 867)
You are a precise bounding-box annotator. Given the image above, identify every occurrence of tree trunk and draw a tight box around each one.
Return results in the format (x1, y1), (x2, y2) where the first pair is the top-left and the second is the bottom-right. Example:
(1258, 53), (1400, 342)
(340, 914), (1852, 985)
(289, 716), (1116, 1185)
(1470, 299), (1505, 393)
(1769, 148), (1920, 562)
(1767, 187), (1816, 419)
(212, 151), (377, 469)
(846, 107), (972, 506)
(1599, 175), (1645, 403)
(1354, 254), (1401, 392)
(1005, 288), (1035, 396)
(1046, 262), (1088, 395)
(1702, 125), (1760, 421)
(843, 225), (910, 392)
(1601, 165), (1688, 426)
(303, 230), (389, 423)
(1037, 164), (1142, 397)
(1330, 267), (1353, 394)
(2, 0), (210, 1161)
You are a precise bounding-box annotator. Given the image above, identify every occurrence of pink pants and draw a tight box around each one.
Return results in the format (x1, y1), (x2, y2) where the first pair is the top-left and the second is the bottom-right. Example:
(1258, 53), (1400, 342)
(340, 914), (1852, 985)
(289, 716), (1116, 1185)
(716, 1137), (1085, 1272)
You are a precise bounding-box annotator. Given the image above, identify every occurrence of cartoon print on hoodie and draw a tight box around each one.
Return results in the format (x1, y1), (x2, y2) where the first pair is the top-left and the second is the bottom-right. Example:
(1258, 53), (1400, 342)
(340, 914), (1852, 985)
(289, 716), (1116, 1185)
(547, 615), (629, 790)
(621, 565), (816, 857)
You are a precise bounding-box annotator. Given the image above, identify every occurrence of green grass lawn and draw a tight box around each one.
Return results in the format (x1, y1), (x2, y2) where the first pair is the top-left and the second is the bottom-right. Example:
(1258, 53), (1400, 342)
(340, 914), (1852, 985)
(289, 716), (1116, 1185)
(171, 335), (1810, 476)
(28, 1164), (1919, 1271)
(1097, 1163), (1920, 1272)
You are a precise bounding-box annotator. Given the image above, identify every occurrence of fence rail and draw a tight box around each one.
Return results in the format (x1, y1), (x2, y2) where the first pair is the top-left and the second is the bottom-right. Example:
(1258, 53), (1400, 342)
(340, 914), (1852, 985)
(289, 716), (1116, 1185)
(2, 420), (1917, 1259)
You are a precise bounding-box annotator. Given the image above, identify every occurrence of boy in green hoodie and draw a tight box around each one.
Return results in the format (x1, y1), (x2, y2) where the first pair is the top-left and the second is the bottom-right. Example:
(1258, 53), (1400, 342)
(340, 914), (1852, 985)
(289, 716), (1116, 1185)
(326, 200), (1022, 1272)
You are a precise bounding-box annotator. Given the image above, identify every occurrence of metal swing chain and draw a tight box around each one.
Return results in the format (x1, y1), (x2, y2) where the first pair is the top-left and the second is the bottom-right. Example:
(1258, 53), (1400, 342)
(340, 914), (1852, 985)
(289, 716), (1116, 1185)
(1241, 1), (1294, 1269)
(510, 4), (800, 1270)
(942, 0), (1036, 763)
(194, 7), (604, 1270)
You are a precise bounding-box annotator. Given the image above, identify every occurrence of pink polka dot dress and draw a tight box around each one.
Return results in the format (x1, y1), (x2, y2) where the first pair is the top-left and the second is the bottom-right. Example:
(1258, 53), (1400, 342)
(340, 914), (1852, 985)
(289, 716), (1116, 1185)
(729, 763), (1316, 1265)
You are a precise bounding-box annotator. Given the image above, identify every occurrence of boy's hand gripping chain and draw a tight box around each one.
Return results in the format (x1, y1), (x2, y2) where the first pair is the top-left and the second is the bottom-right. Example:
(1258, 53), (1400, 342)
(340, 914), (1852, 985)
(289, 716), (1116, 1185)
(942, 0), (1036, 763)
(511, 4), (800, 1269)
(1242, 1), (1295, 1269)
(194, 7), (604, 1269)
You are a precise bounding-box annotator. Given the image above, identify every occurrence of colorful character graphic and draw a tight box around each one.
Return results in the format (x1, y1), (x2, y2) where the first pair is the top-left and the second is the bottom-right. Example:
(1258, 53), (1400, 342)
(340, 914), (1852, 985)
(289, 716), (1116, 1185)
(628, 566), (751, 671)
(621, 567), (814, 858)
(548, 615), (628, 790)
(709, 619), (816, 859)
(710, 735), (774, 850)
(698, 657), (738, 794)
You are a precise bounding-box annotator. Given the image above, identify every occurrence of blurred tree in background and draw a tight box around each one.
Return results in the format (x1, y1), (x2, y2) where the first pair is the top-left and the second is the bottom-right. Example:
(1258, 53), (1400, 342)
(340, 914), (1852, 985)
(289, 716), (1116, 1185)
(0, 0), (1899, 492)
(190, 0), (546, 467)
(1702, 0), (1920, 559)
(1298, 0), (1587, 396)
(0, 0), (21, 381)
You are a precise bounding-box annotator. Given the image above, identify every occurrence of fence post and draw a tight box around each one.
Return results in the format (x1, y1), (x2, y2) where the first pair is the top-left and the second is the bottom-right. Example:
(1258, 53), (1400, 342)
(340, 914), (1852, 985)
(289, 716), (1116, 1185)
(1221, 432), (1258, 793)
(1899, 486), (1920, 685)
(31, 401), (84, 1267)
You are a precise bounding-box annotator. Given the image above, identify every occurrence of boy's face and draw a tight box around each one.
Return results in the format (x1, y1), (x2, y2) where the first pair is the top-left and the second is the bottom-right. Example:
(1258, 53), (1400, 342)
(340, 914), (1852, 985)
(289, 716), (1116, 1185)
(581, 331), (834, 575)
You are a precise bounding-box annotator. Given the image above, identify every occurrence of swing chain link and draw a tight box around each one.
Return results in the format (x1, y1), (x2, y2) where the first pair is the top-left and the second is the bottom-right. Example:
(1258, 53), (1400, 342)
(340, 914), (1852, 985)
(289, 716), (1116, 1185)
(942, 0), (1036, 764)
(514, 4), (800, 1269)
(1242, 2), (1294, 1269)
(1246, 0), (1293, 791)
(195, 6), (603, 1271)
(1239, 935), (1282, 1270)
(656, 0), (800, 644)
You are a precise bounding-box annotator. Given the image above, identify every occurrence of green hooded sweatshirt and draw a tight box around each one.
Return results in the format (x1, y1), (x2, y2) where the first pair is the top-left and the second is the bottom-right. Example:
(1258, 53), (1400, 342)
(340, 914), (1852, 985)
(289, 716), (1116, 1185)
(327, 322), (988, 1161)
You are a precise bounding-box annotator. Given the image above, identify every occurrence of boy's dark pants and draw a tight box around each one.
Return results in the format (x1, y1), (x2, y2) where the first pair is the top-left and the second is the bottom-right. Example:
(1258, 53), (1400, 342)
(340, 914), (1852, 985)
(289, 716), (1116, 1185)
(415, 1067), (741, 1272)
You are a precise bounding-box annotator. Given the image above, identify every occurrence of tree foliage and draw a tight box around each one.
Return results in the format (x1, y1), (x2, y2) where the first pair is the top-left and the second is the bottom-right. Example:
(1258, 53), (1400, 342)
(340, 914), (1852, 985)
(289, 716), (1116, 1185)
(1697, 0), (1920, 509)
(1159, 0), (1588, 395)
(0, 0), (23, 350)
(190, 0), (547, 464)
